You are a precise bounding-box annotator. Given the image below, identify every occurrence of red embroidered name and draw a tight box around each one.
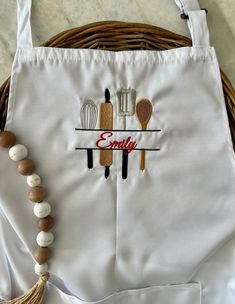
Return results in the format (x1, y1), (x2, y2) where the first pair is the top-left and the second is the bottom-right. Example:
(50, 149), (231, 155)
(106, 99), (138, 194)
(96, 131), (137, 154)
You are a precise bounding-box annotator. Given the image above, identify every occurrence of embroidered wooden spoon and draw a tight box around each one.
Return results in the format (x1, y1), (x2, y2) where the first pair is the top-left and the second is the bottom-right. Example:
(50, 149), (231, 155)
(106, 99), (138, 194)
(136, 99), (153, 170)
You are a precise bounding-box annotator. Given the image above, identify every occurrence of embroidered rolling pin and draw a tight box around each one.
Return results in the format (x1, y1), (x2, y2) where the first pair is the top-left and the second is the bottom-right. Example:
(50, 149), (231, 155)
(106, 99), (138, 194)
(99, 88), (113, 178)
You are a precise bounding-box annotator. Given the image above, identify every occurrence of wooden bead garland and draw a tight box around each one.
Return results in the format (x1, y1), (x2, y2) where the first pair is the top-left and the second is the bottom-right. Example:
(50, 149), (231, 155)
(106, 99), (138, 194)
(0, 130), (54, 278)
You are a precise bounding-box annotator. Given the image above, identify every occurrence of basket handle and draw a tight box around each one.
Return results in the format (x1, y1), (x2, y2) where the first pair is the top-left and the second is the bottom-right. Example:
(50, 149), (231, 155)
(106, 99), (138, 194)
(16, 0), (210, 49)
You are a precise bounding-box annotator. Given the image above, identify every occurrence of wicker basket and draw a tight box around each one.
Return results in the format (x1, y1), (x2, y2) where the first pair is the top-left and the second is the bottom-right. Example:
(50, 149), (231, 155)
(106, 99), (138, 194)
(0, 21), (234, 150)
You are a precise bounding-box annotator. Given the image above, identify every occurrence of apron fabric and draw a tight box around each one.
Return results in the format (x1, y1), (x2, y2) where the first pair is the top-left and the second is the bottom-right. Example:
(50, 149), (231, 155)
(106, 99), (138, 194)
(0, 0), (235, 303)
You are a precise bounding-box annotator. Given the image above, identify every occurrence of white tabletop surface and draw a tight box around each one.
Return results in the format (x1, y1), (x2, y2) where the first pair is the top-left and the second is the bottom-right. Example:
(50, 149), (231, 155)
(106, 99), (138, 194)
(0, 0), (235, 87)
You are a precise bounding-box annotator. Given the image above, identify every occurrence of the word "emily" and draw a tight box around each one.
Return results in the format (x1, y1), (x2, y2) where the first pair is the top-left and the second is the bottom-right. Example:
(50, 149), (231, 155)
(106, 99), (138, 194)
(96, 131), (137, 154)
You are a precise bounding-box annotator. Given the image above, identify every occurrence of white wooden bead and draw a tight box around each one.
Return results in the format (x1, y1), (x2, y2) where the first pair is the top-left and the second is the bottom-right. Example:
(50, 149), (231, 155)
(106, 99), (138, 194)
(36, 231), (54, 247)
(27, 173), (41, 187)
(33, 202), (51, 218)
(9, 144), (28, 161)
(34, 262), (48, 275)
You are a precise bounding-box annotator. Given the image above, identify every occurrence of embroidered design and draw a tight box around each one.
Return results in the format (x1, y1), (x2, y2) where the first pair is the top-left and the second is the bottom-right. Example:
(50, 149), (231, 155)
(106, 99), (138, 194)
(99, 89), (113, 178)
(80, 99), (98, 169)
(76, 91), (159, 179)
(136, 99), (153, 171)
(117, 88), (137, 179)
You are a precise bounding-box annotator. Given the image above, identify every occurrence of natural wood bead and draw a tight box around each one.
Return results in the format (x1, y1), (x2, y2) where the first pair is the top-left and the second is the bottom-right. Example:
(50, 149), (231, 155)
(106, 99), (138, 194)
(28, 186), (47, 202)
(34, 247), (53, 264)
(0, 131), (16, 148)
(17, 159), (36, 175)
(38, 215), (54, 231)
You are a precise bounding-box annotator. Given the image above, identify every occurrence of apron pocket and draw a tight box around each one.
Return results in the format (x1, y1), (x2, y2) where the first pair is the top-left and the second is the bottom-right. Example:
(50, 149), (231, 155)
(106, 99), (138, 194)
(46, 281), (201, 304)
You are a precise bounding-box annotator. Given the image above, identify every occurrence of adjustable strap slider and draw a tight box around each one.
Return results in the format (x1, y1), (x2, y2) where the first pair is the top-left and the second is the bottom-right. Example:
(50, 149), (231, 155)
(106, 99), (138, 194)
(180, 8), (208, 20)
(180, 12), (189, 19)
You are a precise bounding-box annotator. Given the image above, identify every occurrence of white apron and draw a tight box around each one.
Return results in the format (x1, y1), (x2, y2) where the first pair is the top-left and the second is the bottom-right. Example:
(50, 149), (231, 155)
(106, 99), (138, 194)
(0, 0), (235, 303)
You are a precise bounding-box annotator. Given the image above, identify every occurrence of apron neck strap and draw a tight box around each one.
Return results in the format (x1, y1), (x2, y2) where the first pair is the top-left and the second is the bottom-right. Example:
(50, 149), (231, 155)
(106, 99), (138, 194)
(16, 0), (209, 49)
(174, 0), (210, 47)
(17, 0), (33, 49)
